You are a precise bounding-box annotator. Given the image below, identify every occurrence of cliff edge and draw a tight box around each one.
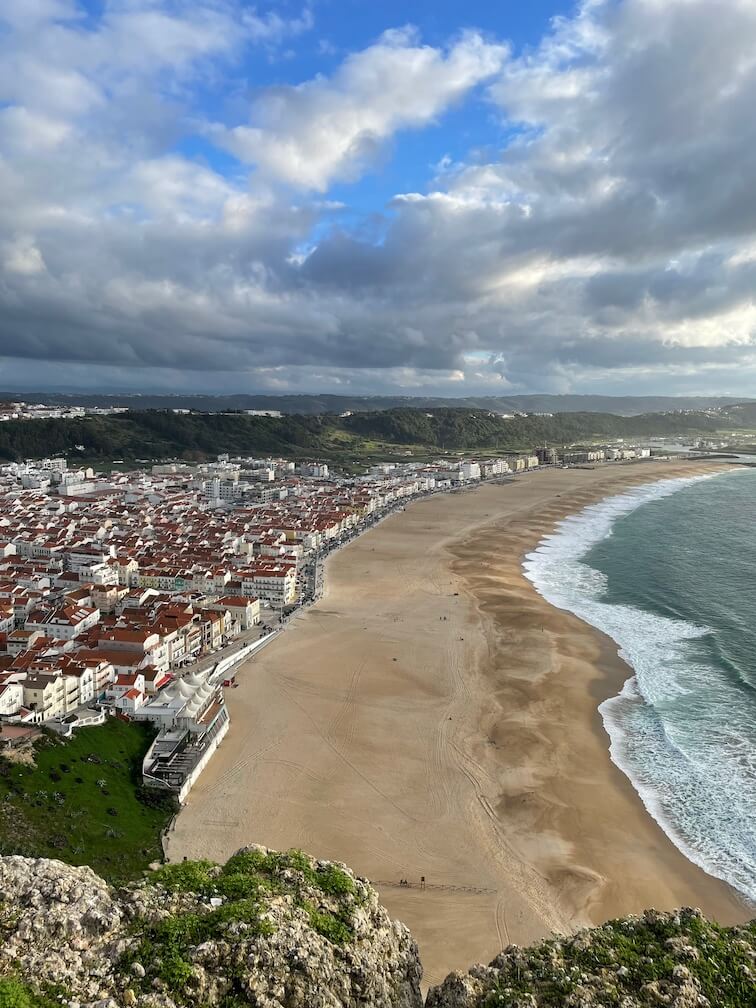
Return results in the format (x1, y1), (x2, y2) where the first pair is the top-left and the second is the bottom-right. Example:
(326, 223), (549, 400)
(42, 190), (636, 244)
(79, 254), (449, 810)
(1, 853), (754, 1008)
(0, 849), (422, 1008)
(425, 907), (756, 1008)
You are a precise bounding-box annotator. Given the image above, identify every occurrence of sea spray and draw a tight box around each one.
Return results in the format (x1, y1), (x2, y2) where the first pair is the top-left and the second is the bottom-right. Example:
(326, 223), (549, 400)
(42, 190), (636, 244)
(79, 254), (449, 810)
(523, 470), (756, 904)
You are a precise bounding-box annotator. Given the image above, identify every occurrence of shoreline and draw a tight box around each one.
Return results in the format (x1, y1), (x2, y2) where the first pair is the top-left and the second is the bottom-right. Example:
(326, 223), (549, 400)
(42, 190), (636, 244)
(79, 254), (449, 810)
(447, 465), (748, 925)
(167, 461), (751, 987)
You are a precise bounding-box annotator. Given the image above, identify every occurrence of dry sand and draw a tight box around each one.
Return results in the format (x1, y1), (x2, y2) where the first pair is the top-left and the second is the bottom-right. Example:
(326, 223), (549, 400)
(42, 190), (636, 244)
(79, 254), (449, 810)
(168, 461), (751, 987)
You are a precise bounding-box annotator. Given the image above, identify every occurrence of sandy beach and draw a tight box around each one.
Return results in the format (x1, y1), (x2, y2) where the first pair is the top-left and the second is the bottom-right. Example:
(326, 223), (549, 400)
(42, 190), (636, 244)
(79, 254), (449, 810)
(167, 460), (751, 987)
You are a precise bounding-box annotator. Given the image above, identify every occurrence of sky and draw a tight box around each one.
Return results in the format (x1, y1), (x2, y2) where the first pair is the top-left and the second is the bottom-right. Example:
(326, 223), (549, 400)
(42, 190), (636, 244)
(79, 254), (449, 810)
(1, 0), (756, 397)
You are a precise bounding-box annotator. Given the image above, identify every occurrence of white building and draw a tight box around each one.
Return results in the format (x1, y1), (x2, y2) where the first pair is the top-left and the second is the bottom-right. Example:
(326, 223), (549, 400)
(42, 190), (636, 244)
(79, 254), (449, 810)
(241, 565), (296, 605)
(0, 683), (23, 716)
(138, 669), (230, 802)
(300, 463), (329, 479)
(455, 461), (481, 482)
(25, 605), (100, 640)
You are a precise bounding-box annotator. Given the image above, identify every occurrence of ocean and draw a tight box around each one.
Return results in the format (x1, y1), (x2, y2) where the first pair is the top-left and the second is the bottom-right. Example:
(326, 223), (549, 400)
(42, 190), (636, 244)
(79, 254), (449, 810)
(523, 467), (756, 904)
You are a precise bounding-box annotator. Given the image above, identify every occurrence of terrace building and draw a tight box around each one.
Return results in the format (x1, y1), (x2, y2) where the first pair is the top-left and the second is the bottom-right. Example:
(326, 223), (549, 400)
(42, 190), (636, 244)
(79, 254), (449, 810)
(137, 669), (229, 802)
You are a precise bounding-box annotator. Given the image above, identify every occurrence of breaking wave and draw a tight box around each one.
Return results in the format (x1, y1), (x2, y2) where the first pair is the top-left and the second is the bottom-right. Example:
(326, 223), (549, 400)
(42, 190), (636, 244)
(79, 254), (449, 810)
(523, 474), (756, 904)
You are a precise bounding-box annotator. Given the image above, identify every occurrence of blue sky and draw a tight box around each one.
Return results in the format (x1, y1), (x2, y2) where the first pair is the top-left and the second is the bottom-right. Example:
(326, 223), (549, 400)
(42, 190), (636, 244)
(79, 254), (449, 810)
(172, 1), (571, 210)
(1, 0), (756, 396)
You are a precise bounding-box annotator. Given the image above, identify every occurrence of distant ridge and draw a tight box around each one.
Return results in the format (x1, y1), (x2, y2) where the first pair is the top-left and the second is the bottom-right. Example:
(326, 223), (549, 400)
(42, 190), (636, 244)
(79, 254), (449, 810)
(1, 403), (755, 463)
(0, 391), (745, 417)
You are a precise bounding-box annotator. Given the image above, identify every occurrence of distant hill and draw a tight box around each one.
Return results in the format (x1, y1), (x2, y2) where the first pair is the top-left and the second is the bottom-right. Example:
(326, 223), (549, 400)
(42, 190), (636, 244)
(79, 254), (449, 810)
(0, 403), (754, 464)
(0, 391), (746, 416)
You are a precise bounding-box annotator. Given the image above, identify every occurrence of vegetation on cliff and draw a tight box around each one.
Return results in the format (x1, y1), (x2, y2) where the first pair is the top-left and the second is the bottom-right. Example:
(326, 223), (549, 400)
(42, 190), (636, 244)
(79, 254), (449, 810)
(425, 908), (756, 1007)
(0, 849), (422, 1008)
(120, 851), (362, 996)
(1, 851), (755, 1007)
(0, 977), (60, 1008)
(1, 403), (755, 464)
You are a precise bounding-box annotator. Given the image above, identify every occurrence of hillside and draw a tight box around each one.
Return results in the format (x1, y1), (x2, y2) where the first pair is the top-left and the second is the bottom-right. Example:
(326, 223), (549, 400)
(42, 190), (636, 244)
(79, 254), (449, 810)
(0, 720), (175, 881)
(339, 406), (736, 449)
(0, 403), (754, 464)
(427, 907), (756, 1007)
(0, 849), (422, 1008)
(0, 411), (331, 464)
(0, 405), (750, 464)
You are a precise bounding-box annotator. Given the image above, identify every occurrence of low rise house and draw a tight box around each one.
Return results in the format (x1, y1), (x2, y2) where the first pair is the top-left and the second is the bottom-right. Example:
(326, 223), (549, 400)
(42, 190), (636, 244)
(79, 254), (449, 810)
(25, 604), (100, 641)
(240, 563), (296, 605)
(22, 673), (67, 721)
(97, 627), (168, 672)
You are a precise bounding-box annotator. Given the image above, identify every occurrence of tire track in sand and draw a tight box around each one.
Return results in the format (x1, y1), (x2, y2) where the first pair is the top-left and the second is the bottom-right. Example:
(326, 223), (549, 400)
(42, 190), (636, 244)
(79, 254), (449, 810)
(449, 738), (569, 934)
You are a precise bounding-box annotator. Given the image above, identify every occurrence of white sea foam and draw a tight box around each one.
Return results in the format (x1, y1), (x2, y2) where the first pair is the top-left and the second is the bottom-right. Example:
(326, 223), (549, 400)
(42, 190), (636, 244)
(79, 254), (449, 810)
(523, 473), (756, 903)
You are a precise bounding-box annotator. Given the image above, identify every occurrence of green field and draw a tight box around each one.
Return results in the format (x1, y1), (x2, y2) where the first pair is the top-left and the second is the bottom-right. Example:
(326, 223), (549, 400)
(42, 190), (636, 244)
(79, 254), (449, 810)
(0, 719), (176, 881)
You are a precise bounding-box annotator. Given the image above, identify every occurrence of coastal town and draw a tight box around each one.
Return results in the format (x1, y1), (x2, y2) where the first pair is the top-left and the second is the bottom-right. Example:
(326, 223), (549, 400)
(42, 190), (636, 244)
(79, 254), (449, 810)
(3, 3), (755, 1002)
(0, 444), (653, 801)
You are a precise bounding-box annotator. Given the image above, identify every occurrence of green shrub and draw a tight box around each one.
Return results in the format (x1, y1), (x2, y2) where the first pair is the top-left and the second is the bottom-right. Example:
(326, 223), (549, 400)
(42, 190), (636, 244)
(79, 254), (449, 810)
(0, 978), (31, 1008)
(214, 871), (271, 901)
(309, 862), (356, 897)
(305, 907), (352, 945)
(0, 979), (58, 1008)
(159, 952), (193, 991)
(134, 785), (179, 812)
(149, 860), (216, 893)
(227, 849), (356, 897)
(152, 850), (356, 901)
(126, 904), (273, 995)
(222, 849), (272, 876)
(482, 913), (756, 1008)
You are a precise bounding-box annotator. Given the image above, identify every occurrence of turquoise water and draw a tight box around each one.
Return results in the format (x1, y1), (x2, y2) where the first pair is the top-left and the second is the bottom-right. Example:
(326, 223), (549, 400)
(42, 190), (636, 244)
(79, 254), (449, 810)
(523, 468), (756, 903)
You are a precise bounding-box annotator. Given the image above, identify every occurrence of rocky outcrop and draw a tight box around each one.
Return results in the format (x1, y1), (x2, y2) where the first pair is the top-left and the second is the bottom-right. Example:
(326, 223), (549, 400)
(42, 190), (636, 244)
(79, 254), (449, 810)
(0, 848), (422, 1008)
(2, 854), (754, 1008)
(425, 907), (756, 1008)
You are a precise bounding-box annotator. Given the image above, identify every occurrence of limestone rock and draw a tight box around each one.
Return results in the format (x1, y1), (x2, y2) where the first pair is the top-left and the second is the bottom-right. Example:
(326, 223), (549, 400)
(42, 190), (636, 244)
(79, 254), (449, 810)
(425, 908), (756, 1007)
(0, 849), (422, 1008)
(2, 853), (754, 1008)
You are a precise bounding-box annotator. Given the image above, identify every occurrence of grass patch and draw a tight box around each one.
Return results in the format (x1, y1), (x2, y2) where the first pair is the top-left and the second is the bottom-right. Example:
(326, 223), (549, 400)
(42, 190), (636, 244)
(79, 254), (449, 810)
(0, 720), (176, 881)
(148, 859), (218, 894)
(124, 904), (275, 995)
(0, 977), (34, 1008)
(304, 905), (353, 945)
(0, 977), (61, 1008)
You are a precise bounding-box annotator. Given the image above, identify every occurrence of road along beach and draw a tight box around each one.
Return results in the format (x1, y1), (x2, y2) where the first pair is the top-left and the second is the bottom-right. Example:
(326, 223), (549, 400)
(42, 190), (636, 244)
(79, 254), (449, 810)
(167, 461), (750, 988)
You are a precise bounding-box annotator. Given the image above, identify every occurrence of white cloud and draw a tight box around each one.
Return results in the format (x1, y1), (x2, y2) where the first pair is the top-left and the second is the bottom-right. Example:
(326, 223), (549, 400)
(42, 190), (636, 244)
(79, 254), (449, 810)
(0, 1), (312, 118)
(220, 27), (508, 190)
(3, 237), (47, 276)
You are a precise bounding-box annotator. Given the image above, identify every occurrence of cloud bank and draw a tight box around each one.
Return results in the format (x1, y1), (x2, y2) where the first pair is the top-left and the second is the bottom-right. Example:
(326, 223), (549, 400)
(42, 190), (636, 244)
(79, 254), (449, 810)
(1, 0), (756, 394)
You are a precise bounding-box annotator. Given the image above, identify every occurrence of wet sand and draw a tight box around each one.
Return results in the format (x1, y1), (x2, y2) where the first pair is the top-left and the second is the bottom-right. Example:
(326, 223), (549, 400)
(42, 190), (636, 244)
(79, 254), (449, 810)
(167, 461), (750, 987)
